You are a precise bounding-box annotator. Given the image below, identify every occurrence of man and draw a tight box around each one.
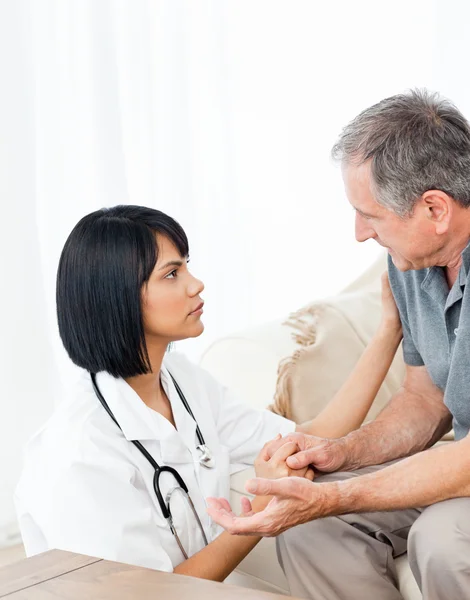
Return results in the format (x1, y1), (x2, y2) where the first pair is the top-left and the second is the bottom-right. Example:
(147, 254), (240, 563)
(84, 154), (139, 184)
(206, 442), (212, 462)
(207, 89), (470, 599)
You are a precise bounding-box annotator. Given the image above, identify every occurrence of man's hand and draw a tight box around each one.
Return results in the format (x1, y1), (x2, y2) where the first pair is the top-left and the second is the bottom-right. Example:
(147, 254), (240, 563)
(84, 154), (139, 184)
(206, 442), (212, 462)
(264, 432), (349, 473)
(207, 476), (336, 537)
(254, 435), (315, 481)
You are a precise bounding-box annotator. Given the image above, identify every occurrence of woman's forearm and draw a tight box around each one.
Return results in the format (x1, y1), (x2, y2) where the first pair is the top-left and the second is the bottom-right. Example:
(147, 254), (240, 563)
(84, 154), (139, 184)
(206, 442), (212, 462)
(302, 324), (402, 439)
(173, 496), (269, 581)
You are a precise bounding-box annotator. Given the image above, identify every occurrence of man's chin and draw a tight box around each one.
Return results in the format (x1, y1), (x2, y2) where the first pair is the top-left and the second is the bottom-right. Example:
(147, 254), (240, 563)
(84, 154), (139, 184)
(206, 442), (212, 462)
(388, 250), (414, 272)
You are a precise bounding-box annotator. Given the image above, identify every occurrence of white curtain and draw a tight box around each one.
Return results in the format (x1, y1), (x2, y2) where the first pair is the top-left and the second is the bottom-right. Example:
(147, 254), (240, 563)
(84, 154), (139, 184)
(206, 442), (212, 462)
(1, 0), (458, 541)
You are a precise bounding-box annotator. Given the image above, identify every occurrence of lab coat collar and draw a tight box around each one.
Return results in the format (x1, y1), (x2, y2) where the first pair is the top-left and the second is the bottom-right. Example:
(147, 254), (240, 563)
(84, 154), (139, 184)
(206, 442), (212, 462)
(94, 371), (166, 442)
(94, 367), (197, 449)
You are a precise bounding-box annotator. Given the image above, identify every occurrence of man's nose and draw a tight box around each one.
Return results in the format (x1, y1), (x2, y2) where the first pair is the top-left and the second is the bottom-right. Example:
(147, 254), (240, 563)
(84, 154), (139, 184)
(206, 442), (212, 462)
(355, 213), (375, 243)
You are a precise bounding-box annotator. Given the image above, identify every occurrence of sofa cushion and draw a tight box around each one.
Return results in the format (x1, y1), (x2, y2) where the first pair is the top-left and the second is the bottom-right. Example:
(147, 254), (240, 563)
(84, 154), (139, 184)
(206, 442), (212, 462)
(270, 287), (405, 424)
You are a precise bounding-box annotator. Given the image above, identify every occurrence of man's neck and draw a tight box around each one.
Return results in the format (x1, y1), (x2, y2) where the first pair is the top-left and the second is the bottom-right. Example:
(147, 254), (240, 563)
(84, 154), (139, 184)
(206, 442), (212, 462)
(445, 265), (461, 290)
(442, 237), (467, 289)
(435, 224), (470, 289)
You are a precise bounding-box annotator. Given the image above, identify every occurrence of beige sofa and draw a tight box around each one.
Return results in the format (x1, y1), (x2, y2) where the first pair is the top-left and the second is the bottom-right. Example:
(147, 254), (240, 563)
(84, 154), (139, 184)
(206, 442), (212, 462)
(200, 253), (422, 599)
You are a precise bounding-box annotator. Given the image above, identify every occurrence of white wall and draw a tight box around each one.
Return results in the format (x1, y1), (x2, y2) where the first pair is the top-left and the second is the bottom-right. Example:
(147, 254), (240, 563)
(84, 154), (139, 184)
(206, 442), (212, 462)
(1, 0), (464, 540)
(0, 0), (58, 541)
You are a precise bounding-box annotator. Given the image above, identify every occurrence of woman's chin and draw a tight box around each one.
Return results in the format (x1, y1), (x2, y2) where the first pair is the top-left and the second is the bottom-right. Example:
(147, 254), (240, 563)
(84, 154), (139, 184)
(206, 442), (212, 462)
(187, 320), (205, 338)
(167, 320), (205, 343)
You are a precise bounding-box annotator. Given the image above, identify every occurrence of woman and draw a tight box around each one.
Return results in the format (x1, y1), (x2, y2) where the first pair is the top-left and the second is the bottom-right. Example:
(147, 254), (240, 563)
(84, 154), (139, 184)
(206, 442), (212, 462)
(15, 205), (402, 581)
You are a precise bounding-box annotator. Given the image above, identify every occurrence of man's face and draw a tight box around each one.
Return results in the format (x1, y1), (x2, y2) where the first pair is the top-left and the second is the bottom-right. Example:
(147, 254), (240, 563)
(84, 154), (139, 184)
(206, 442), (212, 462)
(342, 161), (438, 271)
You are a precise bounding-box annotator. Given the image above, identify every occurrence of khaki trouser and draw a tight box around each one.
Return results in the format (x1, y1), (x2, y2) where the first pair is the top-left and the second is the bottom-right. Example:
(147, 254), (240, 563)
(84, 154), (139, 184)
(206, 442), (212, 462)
(276, 463), (470, 600)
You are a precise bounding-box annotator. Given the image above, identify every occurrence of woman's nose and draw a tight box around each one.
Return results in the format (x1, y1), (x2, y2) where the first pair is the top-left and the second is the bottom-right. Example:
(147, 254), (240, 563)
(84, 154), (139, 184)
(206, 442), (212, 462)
(188, 274), (204, 296)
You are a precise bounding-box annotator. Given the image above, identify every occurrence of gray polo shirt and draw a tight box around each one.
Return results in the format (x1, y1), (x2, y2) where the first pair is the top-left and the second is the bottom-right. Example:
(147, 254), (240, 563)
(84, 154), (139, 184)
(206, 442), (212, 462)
(388, 246), (470, 441)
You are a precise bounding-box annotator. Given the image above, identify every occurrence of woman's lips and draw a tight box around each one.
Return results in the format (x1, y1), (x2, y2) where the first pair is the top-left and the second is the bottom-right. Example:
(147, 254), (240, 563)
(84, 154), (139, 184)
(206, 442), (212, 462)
(189, 302), (204, 315)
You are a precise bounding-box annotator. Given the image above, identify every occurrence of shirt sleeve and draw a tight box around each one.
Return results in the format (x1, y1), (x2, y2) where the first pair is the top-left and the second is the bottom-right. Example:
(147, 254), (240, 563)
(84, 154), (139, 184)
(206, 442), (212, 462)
(32, 455), (174, 572)
(400, 316), (425, 366)
(387, 255), (424, 367)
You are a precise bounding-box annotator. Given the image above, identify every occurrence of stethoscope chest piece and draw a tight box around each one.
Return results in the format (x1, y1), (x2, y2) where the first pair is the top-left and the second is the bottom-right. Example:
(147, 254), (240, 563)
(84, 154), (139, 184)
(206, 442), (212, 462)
(197, 444), (216, 469)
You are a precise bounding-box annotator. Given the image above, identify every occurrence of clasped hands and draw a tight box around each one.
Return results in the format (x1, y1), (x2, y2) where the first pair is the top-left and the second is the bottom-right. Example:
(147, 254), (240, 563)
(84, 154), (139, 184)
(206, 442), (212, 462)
(207, 432), (345, 537)
(254, 433), (315, 483)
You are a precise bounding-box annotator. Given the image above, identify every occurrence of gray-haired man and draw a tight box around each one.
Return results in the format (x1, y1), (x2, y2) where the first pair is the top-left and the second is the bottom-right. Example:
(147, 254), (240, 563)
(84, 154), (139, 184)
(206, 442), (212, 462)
(208, 90), (470, 599)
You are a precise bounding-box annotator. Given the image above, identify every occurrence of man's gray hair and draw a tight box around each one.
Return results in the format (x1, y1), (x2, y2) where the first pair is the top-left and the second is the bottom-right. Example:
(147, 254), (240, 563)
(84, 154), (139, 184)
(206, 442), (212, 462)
(332, 89), (470, 216)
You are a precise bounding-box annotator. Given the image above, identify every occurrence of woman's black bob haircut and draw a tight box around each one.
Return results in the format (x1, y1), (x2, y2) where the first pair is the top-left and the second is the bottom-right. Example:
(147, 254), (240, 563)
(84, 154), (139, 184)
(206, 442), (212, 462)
(57, 205), (189, 378)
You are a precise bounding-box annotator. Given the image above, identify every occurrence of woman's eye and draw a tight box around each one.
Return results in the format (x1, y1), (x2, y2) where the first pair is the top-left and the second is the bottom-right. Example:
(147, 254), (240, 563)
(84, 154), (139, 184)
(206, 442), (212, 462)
(165, 269), (178, 279)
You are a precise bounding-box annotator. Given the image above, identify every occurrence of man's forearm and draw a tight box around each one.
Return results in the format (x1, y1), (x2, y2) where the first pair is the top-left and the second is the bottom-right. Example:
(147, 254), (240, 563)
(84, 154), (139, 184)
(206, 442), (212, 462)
(326, 437), (470, 516)
(340, 386), (452, 471)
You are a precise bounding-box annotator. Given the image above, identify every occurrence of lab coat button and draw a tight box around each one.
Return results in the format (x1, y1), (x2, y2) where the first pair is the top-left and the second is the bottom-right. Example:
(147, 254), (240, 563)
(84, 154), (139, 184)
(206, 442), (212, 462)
(454, 328), (459, 335)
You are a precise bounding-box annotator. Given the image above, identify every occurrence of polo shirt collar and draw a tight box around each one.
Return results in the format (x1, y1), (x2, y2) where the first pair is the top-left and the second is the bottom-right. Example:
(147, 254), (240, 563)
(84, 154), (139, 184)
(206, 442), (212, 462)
(460, 238), (470, 284)
(421, 267), (447, 305)
(421, 239), (470, 308)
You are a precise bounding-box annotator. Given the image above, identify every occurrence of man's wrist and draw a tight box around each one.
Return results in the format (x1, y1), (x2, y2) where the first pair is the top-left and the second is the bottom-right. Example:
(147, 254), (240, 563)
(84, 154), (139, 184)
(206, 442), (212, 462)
(336, 432), (364, 471)
(318, 480), (359, 517)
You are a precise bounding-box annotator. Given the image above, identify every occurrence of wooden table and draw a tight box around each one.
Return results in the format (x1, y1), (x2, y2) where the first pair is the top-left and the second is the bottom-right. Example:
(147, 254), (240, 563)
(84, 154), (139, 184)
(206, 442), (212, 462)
(0, 550), (298, 599)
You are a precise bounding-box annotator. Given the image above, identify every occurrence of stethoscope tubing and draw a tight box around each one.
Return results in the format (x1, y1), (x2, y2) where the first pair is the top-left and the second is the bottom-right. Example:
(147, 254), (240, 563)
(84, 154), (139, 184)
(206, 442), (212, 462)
(167, 372), (206, 448)
(89, 371), (211, 557)
(90, 372), (198, 517)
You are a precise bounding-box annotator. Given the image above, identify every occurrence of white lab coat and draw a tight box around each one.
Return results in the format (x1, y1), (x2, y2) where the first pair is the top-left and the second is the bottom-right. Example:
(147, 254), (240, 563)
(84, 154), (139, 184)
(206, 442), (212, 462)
(15, 352), (294, 571)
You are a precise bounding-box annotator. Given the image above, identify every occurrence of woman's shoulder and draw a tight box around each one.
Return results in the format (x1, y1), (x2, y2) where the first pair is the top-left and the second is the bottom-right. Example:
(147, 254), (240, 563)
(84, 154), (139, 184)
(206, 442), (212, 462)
(21, 371), (131, 478)
(163, 351), (222, 394)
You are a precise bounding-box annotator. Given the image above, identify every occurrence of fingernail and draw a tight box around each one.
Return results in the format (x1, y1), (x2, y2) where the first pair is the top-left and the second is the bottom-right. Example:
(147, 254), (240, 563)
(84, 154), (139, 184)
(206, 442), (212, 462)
(288, 457), (299, 467)
(246, 479), (258, 493)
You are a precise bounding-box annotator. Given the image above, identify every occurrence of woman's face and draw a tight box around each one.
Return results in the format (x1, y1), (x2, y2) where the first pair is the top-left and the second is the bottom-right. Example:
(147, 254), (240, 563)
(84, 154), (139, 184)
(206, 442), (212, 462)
(142, 235), (205, 343)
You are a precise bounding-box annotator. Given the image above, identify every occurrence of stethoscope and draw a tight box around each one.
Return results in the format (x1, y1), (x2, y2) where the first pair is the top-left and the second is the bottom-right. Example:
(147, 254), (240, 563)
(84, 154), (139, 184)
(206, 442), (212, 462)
(90, 372), (214, 559)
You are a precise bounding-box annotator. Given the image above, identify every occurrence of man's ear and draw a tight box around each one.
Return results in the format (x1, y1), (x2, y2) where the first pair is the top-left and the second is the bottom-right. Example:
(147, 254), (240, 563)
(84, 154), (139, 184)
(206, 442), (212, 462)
(420, 190), (452, 234)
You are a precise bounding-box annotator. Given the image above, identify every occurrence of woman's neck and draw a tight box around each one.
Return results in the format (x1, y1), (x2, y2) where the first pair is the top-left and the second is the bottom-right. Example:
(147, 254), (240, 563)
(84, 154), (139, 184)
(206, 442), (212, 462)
(124, 341), (176, 426)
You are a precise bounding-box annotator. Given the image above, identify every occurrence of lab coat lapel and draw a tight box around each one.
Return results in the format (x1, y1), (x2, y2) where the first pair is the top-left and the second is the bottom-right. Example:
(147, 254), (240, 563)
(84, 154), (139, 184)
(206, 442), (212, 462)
(95, 372), (167, 442)
(161, 366), (223, 535)
(160, 367), (198, 464)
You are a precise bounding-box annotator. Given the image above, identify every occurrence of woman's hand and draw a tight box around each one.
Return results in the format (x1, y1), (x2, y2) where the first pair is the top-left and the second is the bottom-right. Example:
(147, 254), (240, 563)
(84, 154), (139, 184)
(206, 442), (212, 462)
(379, 271), (402, 335)
(254, 435), (315, 481)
